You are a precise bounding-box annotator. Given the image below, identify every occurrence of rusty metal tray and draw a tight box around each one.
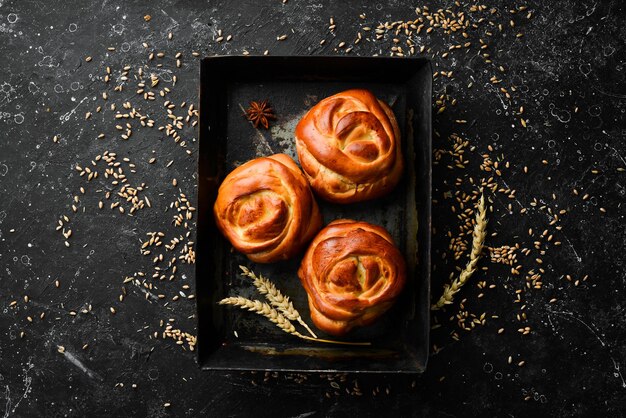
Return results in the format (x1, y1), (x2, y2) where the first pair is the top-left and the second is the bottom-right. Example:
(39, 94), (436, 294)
(196, 56), (431, 373)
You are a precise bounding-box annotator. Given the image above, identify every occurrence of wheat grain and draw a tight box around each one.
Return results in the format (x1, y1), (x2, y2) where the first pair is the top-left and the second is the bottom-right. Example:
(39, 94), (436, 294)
(239, 265), (317, 338)
(432, 193), (488, 310)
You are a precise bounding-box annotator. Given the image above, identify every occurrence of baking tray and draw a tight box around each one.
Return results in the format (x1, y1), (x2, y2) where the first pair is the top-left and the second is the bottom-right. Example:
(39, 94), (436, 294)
(196, 56), (431, 373)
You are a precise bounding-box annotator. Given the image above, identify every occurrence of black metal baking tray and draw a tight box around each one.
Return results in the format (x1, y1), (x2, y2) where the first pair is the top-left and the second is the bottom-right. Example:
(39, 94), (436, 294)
(196, 56), (431, 373)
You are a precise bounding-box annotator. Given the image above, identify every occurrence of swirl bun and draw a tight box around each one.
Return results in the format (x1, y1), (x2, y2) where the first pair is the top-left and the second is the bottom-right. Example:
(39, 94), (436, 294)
(214, 154), (323, 263)
(298, 219), (406, 335)
(295, 89), (403, 203)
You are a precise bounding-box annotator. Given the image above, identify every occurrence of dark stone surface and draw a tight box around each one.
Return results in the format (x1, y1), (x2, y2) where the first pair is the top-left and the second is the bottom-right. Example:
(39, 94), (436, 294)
(0, 0), (624, 416)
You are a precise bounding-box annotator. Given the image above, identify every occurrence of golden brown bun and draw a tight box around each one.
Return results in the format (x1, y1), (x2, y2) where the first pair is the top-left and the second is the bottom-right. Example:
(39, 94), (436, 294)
(214, 154), (323, 263)
(295, 89), (403, 203)
(298, 219), (406, 335)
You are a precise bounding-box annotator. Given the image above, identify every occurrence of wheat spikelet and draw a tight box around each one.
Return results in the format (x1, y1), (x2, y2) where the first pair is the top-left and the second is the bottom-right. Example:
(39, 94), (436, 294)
(239, 265), (318, 338)
(432, 193), (488, 311)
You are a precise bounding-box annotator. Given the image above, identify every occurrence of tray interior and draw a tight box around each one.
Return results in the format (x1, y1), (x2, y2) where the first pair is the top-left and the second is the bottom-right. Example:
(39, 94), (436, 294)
(197, 56), (431, 373)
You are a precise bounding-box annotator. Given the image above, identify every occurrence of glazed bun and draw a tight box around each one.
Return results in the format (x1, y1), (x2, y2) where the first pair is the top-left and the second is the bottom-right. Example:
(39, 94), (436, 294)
(214, 154), (322, 263)
(295, 89), (403, 203)
(298, 219), (406, 335)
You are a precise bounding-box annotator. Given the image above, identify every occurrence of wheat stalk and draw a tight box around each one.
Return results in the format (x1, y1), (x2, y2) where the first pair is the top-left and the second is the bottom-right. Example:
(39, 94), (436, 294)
(219, 296), (371, 346)
(432, 193), (488, 311)
(239, 265), (318, 338)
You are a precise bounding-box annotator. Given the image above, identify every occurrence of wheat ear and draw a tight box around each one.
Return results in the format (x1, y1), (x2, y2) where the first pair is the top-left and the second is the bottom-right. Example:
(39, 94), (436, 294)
(239, 265), (318, 338)
(219, 296), (371, 346)
(432, 193), (488, 311)
(219, 296), (299, 335)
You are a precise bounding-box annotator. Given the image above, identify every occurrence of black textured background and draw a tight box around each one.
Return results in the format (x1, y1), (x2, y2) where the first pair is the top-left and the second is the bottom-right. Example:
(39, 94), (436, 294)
(0, 0), (625, 416)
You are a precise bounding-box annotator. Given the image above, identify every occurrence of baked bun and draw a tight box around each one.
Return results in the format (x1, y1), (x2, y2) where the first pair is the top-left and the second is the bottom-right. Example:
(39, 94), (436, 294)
(295, 89), (403, 203)
(298, 219), (406, 335)
(214, 154), (323, 263)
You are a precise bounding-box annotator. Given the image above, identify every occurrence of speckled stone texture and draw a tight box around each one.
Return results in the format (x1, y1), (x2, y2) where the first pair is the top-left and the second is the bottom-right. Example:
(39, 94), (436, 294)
(0, 0), (624, 416)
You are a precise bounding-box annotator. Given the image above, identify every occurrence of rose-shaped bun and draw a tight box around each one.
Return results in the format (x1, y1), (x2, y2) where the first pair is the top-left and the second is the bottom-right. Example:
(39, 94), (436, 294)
(214, 154), (323, 263)
(298, 219), (406, 335)
(295, 89), (403, 203)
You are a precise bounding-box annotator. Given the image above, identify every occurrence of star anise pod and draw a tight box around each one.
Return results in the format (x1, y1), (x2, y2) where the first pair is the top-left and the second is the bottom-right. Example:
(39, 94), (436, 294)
(244, 99), (276, 129)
